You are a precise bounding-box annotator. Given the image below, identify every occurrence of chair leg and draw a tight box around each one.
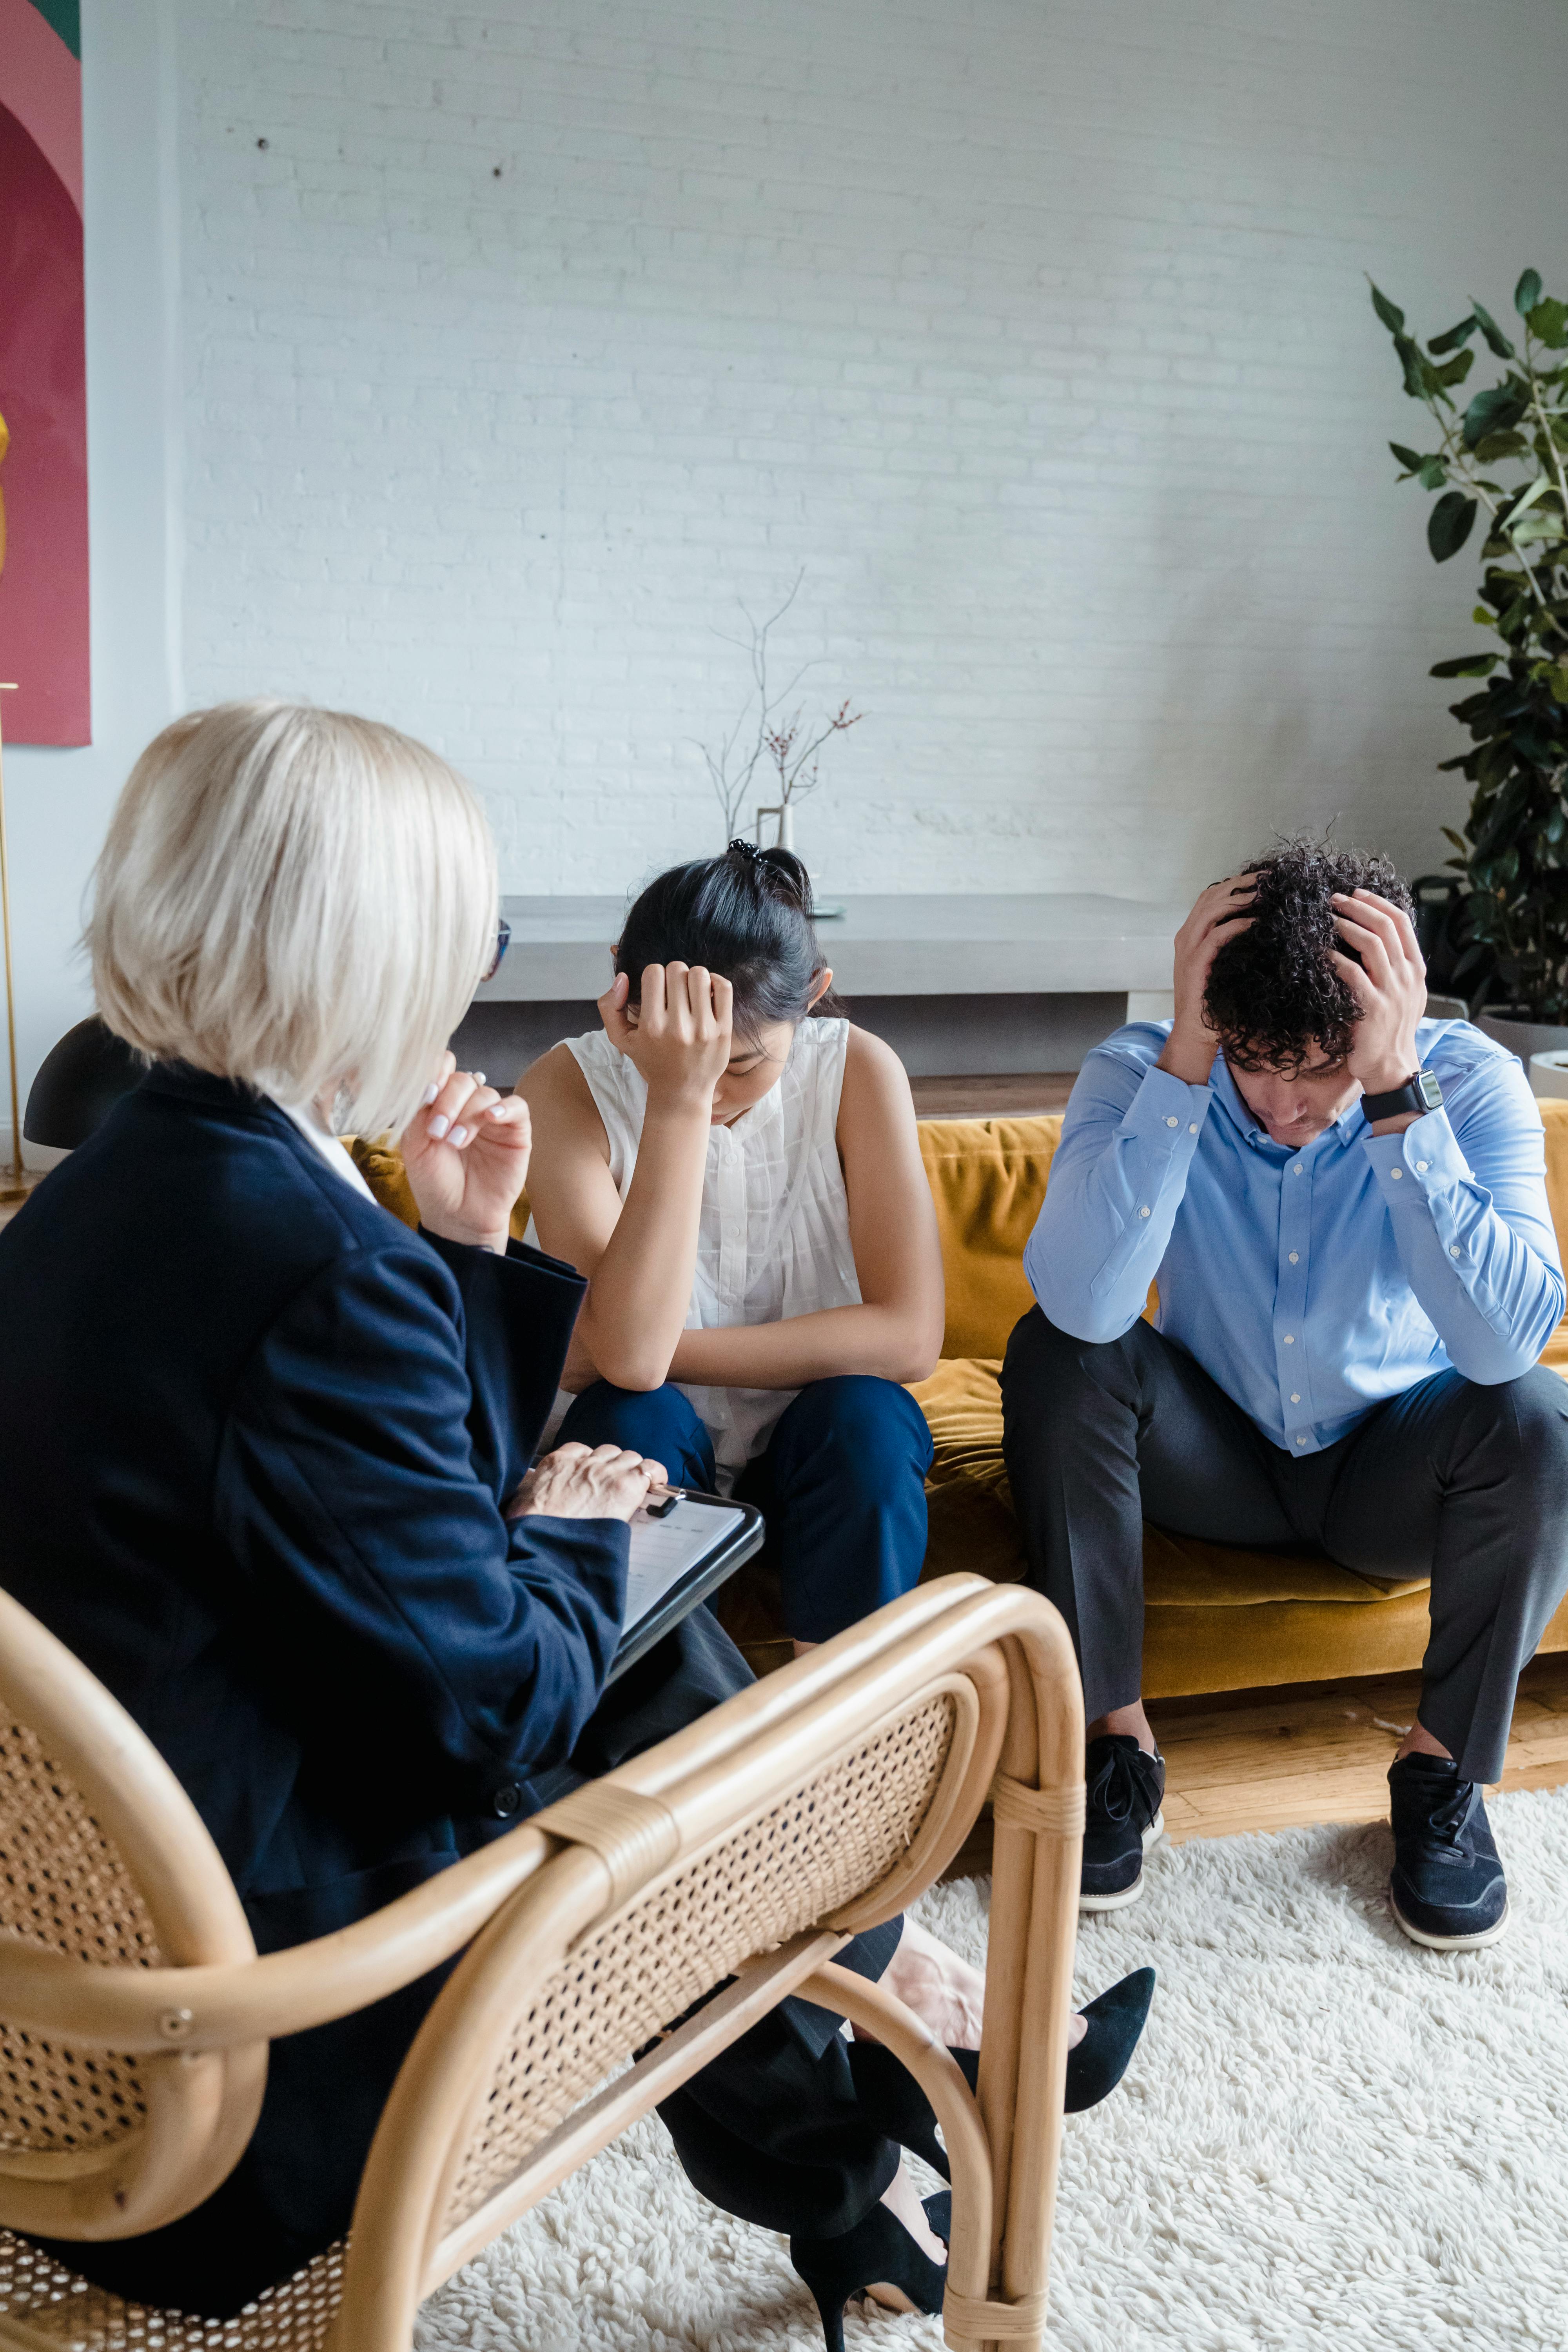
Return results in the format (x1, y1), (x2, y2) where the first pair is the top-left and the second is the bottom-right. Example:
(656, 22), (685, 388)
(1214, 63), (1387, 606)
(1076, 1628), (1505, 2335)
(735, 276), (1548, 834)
(797, 1963), (995, 2350)
(967, 1630), (1084, 2352)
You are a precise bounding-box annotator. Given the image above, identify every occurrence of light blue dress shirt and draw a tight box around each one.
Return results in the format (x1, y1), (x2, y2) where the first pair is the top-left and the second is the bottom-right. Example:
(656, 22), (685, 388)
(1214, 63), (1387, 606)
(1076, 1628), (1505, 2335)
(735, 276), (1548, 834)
(1023, 1019), (1566, 1455)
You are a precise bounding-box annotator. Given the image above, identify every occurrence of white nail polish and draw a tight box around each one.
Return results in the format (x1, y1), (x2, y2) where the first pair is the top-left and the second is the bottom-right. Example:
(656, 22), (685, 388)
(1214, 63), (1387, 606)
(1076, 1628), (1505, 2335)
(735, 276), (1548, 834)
(429, 1114), (450, 1138)
(421, 1083), (439, 1107)
(473, 1070), (486, 1085)
(450, 1124), (468, 1146)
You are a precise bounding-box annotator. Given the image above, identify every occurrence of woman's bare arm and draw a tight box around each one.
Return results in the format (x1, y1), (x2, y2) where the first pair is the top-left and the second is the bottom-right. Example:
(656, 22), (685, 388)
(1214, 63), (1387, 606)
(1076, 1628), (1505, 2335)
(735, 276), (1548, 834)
(518, 965), (731, 1392)
(666, 1026), (946, 1390)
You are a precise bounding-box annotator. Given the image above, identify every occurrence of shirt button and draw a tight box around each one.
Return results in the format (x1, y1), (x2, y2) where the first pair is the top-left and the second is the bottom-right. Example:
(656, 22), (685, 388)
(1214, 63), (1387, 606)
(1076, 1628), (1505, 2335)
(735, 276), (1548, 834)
(1296, 1434), (1307, 1446)
(1293, 1164), (1303, 1176)
(1288, 1251), (1299, 1264)
(1390, 1168), (1402, 1180)
(1416, 1161), (1429, 1173)
(1450, 1243), (1462, 1258)
(1283, 1333), (1295, 1344)
(1139, 1205), (1151, 1218)
(1189, 1122), (1199, 1134)
(1165, 1115), (1179, 1128)
(1290, 1392), (1301, 1404)
(490, 1782), (524, 1819)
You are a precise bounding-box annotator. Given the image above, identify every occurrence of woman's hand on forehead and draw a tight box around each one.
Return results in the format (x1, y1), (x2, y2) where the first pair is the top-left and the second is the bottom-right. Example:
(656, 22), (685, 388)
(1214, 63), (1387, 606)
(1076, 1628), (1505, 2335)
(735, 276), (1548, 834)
(598, 962), (733, 1110)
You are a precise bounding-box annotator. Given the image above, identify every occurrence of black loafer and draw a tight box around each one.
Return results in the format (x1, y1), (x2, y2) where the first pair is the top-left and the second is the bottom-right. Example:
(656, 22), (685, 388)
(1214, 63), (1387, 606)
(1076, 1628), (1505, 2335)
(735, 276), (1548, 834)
(1388, 1753), (1509, 1951)
(1080, 1734), (1165, 1912)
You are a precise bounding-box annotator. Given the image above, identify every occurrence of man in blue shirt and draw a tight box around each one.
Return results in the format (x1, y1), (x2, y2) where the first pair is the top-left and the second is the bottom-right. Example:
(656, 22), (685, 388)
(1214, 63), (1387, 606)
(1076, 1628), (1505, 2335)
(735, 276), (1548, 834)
(1003, 842), (1568, 1949)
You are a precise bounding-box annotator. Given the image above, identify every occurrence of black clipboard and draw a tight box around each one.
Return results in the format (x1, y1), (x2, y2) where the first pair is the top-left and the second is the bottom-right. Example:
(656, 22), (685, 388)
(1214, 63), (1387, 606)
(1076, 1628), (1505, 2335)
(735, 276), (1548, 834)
(608, 1489), (766, 1681)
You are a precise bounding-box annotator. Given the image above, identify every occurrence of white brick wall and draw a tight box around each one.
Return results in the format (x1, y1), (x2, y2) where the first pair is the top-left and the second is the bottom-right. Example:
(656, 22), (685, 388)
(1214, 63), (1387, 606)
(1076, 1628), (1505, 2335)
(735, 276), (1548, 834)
(160, 0), (1568, 901)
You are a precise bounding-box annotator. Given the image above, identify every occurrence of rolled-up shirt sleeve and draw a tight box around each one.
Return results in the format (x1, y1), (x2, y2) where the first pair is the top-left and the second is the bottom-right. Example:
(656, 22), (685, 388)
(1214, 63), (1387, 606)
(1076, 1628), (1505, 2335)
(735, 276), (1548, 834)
(1024, 1049), (1215, 1342)
(1363, 1053), (1565, 1384)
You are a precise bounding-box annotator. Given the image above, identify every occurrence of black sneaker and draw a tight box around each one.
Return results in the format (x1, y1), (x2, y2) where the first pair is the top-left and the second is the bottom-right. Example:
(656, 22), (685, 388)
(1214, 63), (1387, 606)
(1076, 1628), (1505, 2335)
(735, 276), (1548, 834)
(1080, 1734), (1165, 1912)
(1388, 1753), (1509, 1951)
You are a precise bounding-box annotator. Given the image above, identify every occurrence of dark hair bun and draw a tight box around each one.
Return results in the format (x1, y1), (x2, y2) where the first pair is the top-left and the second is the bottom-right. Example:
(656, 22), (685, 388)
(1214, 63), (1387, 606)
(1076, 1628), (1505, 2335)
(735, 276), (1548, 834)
(618, 846), (838, 1040)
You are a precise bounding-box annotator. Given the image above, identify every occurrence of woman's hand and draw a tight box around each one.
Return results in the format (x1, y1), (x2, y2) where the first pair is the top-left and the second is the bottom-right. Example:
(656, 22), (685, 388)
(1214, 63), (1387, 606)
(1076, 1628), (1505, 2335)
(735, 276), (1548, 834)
(599, 963), (733, 1110)
(1156, 874), (1258, 1084)
(506, 1442), (667, 1522)
(400, 1052), (532, 1254)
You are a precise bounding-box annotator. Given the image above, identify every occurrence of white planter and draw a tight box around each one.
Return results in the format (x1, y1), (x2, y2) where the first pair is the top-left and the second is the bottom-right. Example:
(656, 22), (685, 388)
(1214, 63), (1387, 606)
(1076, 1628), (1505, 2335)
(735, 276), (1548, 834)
(1477, 1012), (1568, 1073)
(1530, 1052), (1568, 1101)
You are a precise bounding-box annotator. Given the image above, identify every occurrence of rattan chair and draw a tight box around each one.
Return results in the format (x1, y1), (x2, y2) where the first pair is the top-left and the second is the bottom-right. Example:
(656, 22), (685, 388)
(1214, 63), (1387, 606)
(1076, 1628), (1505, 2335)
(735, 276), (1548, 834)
(0, 1570), (1085, 2352)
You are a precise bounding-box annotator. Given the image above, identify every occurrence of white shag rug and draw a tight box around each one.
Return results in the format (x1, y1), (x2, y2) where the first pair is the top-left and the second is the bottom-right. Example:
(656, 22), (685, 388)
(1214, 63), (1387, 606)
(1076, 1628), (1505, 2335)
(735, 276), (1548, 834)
(416, 1787), (1568, 2352)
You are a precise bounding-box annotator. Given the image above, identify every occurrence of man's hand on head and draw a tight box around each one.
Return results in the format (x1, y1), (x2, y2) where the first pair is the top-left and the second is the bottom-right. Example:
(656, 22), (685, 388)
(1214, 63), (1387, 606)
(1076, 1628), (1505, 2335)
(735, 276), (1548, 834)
(1330, 890), (1428, 1129)
(1156, 874), (1258, 1086)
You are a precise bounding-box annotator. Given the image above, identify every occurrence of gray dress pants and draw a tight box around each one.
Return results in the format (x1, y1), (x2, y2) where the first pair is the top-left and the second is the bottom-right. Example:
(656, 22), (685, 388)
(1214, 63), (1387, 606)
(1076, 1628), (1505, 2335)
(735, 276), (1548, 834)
(1000, 1307), (1568, 1784)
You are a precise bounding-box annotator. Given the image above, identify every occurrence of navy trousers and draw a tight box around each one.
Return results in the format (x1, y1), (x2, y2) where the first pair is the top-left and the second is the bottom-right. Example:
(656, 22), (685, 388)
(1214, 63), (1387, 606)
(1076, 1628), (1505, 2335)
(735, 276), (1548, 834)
(558, 1374), (934, 1642)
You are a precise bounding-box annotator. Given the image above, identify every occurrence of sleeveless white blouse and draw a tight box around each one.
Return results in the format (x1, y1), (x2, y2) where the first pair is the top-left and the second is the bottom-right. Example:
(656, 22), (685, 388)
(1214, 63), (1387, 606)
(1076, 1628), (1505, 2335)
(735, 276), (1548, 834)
(564, 1017), (861, 1488)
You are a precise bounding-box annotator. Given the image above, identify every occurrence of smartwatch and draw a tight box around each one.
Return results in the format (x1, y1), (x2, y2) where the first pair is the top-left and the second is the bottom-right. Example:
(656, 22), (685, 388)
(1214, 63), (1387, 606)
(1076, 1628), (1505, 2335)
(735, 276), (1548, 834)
(1361, 1068), (1443, 1124)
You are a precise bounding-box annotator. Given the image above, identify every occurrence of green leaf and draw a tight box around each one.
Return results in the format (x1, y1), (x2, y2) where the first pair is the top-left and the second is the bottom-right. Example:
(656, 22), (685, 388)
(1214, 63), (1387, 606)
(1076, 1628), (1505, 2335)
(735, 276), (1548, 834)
(1527, 297), (1568, 350)
(1369, 279), (1406, 334)
(1463, 383), (1529, 448)
(1470, 299), (1516, 360)
(1442, 827), (1470, 853)
(1428, 490), (1478, 561)
(1428, 316), (1478, 354)
(1430, 653), (1500, 677)
(1473, 430), (1530, 463)
(1515, 268), (1544, 316)
(1418, 457), (1448, 489)
(1511, 512), (1567, 545)
(1434, 348), (1475, 388)
(1394, 330), (1433, 399)
(1505, 476), (1552, 523)
(1389, 440), (1426, 472)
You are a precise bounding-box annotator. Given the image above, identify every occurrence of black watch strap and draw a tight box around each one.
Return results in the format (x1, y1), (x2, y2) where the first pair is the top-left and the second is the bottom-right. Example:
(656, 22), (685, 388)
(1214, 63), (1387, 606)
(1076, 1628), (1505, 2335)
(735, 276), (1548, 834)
(1362, 1067), (1443, 1123)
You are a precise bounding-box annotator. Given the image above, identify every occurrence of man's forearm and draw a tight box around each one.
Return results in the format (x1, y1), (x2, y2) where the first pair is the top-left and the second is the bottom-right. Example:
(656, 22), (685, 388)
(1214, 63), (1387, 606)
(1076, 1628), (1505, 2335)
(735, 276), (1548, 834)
(1027, 1065), (1212, 1341)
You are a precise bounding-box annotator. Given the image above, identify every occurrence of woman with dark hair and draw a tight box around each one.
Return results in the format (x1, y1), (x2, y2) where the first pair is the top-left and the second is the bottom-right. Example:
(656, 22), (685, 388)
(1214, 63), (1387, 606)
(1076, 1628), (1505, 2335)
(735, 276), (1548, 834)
(519, 841), (945, 1650)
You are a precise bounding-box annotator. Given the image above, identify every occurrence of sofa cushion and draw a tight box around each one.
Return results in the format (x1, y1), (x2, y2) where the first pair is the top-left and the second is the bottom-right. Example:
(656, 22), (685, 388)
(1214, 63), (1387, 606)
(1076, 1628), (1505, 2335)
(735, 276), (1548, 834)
(918, 1117), (1060, 1361)
(910, 1353), (1430, 1607)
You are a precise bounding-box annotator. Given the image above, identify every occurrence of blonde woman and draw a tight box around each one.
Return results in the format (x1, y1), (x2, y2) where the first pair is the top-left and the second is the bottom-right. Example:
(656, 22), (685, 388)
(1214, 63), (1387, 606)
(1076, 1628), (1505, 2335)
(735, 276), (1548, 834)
(0, 702), (1151, 2331)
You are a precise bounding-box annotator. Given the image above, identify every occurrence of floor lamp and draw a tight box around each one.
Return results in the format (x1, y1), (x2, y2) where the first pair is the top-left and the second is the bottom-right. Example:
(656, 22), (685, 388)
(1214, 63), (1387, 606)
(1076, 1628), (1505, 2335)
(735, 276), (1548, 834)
(0, 680), (35, 1207)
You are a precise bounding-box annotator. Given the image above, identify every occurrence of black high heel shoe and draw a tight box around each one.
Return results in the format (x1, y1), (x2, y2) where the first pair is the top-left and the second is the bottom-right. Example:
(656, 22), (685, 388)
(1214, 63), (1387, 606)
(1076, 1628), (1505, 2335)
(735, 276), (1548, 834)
(847, 1967), (1156, 2179)
(790, 2193), (949, 2352)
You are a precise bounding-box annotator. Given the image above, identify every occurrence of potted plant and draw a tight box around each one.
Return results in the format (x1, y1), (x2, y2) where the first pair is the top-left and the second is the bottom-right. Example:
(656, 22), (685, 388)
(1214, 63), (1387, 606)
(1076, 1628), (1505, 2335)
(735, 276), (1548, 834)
(697, 572), (861, 861)
(1371, 267), (1568, 1063)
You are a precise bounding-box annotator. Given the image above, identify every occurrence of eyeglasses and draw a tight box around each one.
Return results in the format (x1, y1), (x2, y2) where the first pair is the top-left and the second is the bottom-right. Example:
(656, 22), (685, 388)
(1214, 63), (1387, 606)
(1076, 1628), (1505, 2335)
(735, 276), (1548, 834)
(481, 918), (511, 985)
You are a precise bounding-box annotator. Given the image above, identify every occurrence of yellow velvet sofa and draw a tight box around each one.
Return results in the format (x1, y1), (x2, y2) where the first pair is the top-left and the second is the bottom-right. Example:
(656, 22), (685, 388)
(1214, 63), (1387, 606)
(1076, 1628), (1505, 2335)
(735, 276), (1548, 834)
(351, 1100), (1568, 1696)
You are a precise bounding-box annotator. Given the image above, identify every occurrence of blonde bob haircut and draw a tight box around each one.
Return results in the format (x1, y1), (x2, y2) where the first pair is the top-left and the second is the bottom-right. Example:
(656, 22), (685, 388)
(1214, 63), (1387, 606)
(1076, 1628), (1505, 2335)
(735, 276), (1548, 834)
(90, 700), (497, 1139)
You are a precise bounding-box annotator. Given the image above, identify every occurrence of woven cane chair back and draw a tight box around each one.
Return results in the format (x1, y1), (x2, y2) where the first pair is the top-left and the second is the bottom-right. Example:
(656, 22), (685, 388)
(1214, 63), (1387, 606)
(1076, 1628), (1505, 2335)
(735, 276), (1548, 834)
(0, 1589), (260, 2245)
(327, 1641), (1006, 2346)
(443, 1681), (970, 2239)
(0, 2232), (345, 2352)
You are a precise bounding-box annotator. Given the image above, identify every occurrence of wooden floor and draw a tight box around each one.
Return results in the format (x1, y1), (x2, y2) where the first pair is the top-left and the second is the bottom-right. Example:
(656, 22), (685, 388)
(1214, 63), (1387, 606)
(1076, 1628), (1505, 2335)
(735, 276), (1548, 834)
(1151, 1648), (1568, 1842)
(946, 1650), (1568, 1877)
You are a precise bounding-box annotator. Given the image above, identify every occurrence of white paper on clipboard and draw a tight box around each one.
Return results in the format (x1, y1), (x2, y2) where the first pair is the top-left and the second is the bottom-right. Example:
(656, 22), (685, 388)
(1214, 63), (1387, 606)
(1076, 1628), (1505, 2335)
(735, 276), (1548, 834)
(624, 1498), (748, 1635)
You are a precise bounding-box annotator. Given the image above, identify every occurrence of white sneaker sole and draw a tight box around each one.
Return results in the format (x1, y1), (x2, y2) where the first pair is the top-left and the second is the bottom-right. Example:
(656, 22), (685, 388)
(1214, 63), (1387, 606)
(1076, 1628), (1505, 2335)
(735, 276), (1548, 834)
(1079, 1811), (1165, 1913)
(1390, 1891), (1511, 1951)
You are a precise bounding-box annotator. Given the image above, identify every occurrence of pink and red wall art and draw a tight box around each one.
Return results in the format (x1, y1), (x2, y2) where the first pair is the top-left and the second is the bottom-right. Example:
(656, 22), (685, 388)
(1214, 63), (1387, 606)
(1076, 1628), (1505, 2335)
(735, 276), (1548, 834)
(0, 0), (87, 745)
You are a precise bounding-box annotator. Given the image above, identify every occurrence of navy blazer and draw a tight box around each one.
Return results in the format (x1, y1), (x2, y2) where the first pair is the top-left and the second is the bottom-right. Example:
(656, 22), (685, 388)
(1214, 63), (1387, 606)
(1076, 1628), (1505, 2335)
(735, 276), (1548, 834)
(0, 1065), (627, 1947)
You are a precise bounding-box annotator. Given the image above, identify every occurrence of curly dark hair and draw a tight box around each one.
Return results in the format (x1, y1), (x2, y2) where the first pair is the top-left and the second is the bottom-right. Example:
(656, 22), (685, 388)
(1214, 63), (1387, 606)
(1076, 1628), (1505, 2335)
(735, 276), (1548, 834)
(1203, 838), (1413, 1075)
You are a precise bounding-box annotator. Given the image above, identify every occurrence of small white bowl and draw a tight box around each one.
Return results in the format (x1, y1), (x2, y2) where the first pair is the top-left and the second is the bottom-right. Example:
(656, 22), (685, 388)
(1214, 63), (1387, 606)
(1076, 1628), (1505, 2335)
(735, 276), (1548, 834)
(1529, 1051), (1568, 1100)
